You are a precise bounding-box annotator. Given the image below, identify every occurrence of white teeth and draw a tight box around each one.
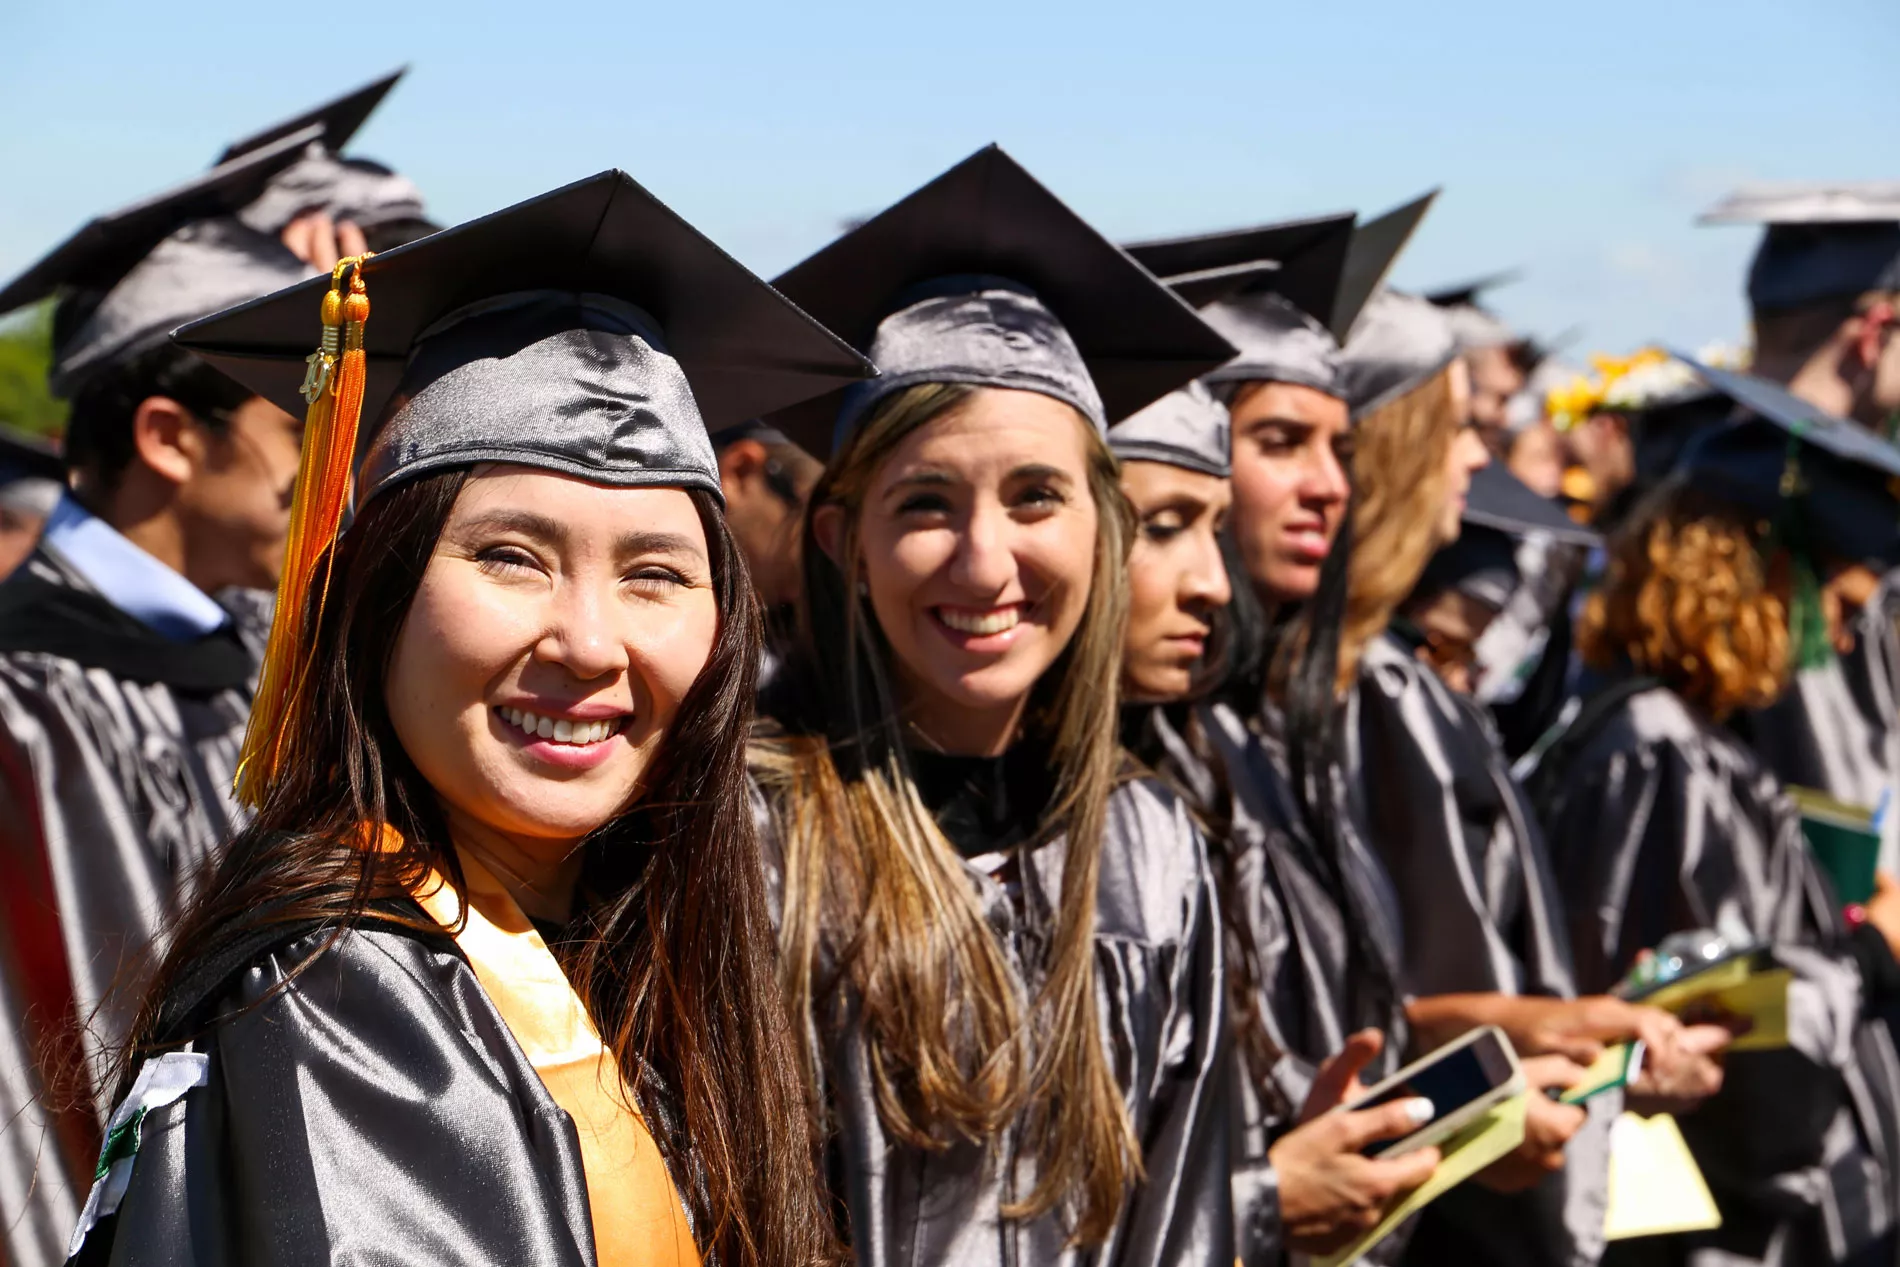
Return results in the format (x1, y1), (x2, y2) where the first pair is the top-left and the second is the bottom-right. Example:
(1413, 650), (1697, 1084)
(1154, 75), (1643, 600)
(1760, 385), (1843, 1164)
(499, 706), (622, 746)
(937, 605), (1023, 636)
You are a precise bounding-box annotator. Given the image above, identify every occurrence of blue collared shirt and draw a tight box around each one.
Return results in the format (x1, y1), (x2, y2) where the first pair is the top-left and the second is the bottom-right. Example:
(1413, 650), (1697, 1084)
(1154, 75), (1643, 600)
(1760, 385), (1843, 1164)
(40, 493), (229, 641)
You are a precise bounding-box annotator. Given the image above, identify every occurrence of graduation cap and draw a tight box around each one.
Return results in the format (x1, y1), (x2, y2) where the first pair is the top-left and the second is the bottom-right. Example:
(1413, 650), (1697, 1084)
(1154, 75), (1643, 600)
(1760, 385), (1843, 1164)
(1670, 355), (1900, 565)
(215, 68), (406, 165)
(1335, 288), (1459, 417)
(1463, 461), (1599, 547)
(0, 427), (65, 517)
(1124, 211), (1356, 330)
(1699, 183), (1900, 312)
(767, 145), (1234, 457)
(1414, 525), (1521, 613)
(1334, 191), (1438, 343)
(0, 128), (317, 320)
(1106, 381), (1230, 479)
(1422, 269), (1522, 311)
(174, 168), (874, 805)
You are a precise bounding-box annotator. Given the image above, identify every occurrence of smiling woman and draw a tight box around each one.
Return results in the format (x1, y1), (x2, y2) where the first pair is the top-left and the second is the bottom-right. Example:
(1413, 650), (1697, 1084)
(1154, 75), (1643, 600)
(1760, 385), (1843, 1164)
(750, 147), (1237, 1267)
(68, 171), (876, 1267)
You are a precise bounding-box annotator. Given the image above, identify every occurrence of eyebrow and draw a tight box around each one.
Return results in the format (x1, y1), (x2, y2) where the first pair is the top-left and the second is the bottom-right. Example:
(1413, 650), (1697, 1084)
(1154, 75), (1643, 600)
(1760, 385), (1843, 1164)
(457, 510), (704, 560)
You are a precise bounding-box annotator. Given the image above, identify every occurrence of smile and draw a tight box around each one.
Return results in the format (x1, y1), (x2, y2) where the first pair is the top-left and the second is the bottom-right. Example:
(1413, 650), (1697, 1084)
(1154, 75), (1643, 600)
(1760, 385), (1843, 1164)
(497, 706), (625, 746)
(933, 604), (1025, 636)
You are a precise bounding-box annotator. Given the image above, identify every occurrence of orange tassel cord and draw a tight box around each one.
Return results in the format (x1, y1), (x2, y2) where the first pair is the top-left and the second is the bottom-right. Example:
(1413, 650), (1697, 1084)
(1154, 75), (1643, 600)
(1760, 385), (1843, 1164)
(235, 255), (373, 807)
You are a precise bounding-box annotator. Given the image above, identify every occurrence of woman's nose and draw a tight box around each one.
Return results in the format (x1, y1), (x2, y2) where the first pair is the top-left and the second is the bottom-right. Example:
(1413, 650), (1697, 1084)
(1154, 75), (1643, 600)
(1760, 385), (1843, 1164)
(536, 583), (632, 681)
(946, 503), (1018, 594)
(1183, 533), (1232, 610)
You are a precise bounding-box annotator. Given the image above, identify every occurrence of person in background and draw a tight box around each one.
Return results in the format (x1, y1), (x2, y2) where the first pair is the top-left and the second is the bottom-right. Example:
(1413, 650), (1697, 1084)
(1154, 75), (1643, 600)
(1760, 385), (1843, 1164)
(753, 147), (1235, 1267)
(1111, 382), (1451, 1262)
(1423, 271), (1533, 445)
(1703, 185), (1900, 876)
(712, 420), (824, 685)
(1534, 363), (1900, 1267)
(1126, 195), (1444, 1264)
(0, 427), (64, 578)
(0, 76), (432, 1267)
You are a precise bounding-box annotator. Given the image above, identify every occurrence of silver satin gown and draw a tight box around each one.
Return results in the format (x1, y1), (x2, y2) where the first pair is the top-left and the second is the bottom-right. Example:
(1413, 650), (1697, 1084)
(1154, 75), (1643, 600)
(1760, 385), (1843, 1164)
(1542, 679), (1900, 1267)
(0, 548), (266, 1267)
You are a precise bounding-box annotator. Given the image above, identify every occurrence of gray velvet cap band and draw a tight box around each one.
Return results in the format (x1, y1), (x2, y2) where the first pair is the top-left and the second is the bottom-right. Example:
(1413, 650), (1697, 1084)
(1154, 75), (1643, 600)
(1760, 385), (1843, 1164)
(52, 218), (313, 396)
(1197, 292), (1342, 399)
(359, 290), (721, 507)
(237, 148), (430, 236)
(833, 276), (1105, 447)
(1336, 289), (1460, 418)
(1107, 381), (1230, 478)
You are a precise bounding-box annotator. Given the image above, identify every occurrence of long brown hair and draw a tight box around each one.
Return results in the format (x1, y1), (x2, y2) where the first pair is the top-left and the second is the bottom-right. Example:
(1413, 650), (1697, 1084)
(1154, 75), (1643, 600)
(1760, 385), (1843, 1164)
(118, 469), (840, 1267)
(1579, 483), (1790, 720)
(752, 382), (1141, 1243)
(1341, 365), (1463, 685)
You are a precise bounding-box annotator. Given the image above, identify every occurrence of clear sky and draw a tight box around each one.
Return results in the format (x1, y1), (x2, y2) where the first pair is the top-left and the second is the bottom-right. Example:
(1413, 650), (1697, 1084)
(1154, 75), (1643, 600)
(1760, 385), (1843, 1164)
(5, 0), (1897, 361)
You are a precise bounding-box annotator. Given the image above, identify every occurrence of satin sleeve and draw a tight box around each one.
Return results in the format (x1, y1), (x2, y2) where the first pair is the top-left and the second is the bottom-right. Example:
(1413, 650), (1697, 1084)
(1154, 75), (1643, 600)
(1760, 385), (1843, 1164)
(91, 928), (595, 1267)
(1100, 789), (1236, 1267)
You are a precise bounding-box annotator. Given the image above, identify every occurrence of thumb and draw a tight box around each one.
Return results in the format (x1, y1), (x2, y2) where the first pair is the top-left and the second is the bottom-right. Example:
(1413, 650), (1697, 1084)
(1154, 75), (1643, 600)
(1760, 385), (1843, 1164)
(1875, 871), (1899, 898)
(1337, 1096), (1437, 1152)
(1302, 1030), (1385, 1121)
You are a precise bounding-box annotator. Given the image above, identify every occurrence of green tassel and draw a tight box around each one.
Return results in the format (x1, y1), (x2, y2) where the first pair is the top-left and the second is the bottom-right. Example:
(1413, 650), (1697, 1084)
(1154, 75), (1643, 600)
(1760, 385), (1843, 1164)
(1766, 428), (1834, 670)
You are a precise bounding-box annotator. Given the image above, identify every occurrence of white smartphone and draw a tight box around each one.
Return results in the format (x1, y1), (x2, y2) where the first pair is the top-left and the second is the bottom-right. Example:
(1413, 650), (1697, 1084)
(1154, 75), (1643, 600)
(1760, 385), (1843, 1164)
(1340, 1025), (1524, 1158)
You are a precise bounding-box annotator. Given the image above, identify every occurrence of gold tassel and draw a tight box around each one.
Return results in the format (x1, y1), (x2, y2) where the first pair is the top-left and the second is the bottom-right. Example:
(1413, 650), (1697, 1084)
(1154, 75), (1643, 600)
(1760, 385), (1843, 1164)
(236, 256), (373, 807)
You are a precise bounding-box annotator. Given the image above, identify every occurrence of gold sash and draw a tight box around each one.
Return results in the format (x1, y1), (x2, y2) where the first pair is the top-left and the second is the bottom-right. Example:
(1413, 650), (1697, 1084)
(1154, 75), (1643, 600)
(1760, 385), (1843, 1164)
(382, 827), (701, 1267)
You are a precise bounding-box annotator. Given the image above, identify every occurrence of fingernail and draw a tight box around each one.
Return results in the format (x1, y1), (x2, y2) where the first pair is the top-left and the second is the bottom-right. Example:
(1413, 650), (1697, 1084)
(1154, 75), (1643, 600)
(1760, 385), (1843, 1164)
(1402, 1097), (1435, 1125)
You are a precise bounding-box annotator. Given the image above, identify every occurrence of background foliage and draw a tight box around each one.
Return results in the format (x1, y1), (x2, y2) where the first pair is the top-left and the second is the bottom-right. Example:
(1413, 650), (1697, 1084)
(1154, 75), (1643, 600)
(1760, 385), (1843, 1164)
(0, 303), (66, 441)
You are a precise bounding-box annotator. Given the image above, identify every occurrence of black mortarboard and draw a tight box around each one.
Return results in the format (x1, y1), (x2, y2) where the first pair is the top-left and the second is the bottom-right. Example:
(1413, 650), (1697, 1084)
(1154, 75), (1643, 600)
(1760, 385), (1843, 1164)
(0, 128), (316, 320)
(1414, 525), (1522, 612)
(1124, 211), (1356, 331)
(216, 68), (406, 165)
(1699, 183), (1900, 312)
(1463, 461), (1599, 547)
(1424, 270), (1524, 353)
(1336, 288), (1460, 417)
(767, 146), (1234, 457)
(173, 169), (874, 507)
(1671, 356), (1900, 563)
(1334, 191), (1439, 343)
(1106, 381), (1230, 479)
(1422, 269), (1522, 311)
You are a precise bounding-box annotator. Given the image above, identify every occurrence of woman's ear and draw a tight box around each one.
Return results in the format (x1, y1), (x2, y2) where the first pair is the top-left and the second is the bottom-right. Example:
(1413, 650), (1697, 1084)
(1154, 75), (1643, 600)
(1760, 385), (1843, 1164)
(811, 502), (847, 568)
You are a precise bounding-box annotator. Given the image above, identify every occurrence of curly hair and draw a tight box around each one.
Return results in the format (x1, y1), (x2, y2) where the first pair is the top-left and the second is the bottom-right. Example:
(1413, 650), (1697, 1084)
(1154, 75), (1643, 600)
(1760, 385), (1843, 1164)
(1578, 484), (1789, 720)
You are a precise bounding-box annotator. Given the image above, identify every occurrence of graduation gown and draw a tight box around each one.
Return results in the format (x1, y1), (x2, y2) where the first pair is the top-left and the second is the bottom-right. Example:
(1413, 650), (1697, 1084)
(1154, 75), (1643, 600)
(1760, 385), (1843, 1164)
(1732, 575), (1900, 871)
(1541, 679), (1900, 1266)
(70, 922), (603, 1266)
(1195, 698), (1414, 1267)
(755, 765), (1233, 1267)
(1347, 632), (1612, 1267)
(0, 547), (265, 1267)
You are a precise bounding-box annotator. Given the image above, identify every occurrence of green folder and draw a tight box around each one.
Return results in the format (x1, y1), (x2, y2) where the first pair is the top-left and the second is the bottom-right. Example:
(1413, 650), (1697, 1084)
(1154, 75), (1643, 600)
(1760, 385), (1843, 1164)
(1789, 785), (1880, 905)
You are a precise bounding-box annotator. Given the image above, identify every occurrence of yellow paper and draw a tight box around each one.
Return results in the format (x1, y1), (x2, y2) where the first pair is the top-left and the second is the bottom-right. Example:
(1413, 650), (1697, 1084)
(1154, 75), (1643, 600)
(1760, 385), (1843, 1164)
(1605, 1112), (1722, 1240)
(1644, 963), (1792, 1052)
(1313, 1091), (1530, 1267)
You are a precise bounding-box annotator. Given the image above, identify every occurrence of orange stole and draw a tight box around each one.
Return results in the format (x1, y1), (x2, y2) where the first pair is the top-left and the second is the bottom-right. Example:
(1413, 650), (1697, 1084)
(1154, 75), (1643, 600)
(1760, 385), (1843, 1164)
(389, 831), (700, 1267)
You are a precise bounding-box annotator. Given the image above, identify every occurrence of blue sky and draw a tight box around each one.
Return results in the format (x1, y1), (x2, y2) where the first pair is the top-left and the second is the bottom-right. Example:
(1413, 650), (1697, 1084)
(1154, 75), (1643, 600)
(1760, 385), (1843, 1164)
(5, 0), (1897, 359)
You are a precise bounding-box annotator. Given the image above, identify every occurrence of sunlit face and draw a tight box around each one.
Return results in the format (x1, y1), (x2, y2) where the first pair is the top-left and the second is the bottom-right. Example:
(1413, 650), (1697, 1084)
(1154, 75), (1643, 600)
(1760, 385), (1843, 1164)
(1227, 380), (1352, 603)
(385, 467), (719, 855)
(832, 389), (1099, 751)
(178, 396), (304, 591)
(1121, 460), (1233, 703)
(1506, 419), (1567, 499)
(1435, 360), (1490, 546)
(1465, 344), (1525, 433)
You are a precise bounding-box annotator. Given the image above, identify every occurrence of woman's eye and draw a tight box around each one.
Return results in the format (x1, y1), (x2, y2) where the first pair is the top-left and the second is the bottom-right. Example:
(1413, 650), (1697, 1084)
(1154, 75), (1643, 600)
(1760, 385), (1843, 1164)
(1142, 512), (1185, 543)
(896, 493), (952, 516)
(1013, 484), (1066, 511)
(626, 565), (691, 591)
(474, 544), (542, 575)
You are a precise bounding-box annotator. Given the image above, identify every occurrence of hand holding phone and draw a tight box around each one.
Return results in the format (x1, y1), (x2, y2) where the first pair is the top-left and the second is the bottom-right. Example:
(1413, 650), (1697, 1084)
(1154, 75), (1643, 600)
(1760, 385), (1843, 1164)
(1273, 1030), (1443, 1256)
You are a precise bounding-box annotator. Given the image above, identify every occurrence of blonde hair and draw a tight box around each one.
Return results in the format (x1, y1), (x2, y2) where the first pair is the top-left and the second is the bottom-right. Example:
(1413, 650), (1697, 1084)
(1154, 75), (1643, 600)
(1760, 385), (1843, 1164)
(752, 383), (1141, 1241)
(1579, 484), (1789, 720)
(1340, 366), (1462, 685)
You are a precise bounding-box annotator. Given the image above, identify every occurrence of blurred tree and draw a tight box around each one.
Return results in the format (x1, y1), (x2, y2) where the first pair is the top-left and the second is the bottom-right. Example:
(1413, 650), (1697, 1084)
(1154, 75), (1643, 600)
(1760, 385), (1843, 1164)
(0, 302), (66, 440)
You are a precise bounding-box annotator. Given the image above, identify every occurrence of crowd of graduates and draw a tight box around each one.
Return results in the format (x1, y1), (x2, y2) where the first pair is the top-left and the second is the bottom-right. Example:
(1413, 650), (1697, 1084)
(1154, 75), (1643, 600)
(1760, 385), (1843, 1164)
(5, 70), (1900, 1267)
